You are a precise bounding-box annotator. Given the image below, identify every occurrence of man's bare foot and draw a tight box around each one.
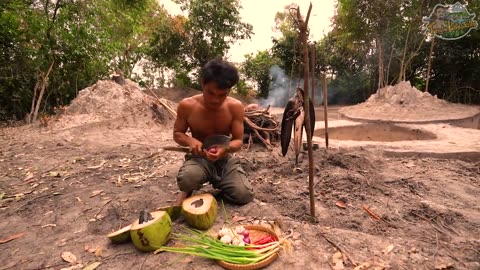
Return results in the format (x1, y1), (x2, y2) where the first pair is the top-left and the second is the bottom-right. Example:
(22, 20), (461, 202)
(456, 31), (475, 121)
(174, 191), (191, 206)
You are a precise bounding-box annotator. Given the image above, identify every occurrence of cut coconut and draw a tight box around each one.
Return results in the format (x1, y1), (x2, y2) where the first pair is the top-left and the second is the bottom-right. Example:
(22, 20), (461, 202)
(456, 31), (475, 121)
(157, 205), (182, 221)
(107, 224), (132, 244)
(181, 193), (218, 230)
(130, 210), (172, 252)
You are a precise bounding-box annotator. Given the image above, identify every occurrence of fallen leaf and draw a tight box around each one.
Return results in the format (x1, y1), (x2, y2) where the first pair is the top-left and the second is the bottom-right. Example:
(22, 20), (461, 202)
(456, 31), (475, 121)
(61, 251), (78, 264)
(232, 215), (247, 222)
(94, 247), (103, 257)
(83, 262), (101, 270)
(0, 232), (26, 244)
(335, 201), (347, 209)
(84, 246), (96, 253)
(383, 244), (394, 255)
(331, 251), (345, 270)
(87, 160), (107, 169)
(15, 193), (25, 201)
(90, 190), (103, 198)
(24, 172), (34, 181)
(0, 192), (4, 200)
(49, 171), (66, 177)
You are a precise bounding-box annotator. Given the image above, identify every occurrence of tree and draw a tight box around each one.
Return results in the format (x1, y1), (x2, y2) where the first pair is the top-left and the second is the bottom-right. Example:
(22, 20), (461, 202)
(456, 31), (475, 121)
(173, 0), (253, 71)
(241, 50), (281, 98)
(0, 0), (172, 121)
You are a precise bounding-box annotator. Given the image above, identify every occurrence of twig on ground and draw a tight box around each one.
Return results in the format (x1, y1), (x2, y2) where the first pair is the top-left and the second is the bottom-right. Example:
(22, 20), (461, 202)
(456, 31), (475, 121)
(246, 134), (252, 152)
(362, 204), (381, 220)
(319, 232), (357, 266)
(440, 243), (467, 267)
(94, 199), (112, 218)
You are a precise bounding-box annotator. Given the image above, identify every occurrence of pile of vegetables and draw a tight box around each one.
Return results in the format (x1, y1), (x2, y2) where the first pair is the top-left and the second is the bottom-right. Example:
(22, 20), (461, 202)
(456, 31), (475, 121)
(154, 226), (281, 265)
(217, 225), (251, 245)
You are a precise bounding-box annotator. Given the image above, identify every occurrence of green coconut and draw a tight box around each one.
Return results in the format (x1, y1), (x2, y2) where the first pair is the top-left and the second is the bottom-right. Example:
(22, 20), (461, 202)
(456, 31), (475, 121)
(107, 224), (132, 244)
(181, 193), (218, 230)
(157, 205), (182, 221)
(130, 210), (172, 252)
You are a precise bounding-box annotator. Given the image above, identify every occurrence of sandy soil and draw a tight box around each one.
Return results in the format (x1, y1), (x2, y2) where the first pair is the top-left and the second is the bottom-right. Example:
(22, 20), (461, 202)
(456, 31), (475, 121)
(339, 81), (480, 123)
(0, 80), (479, 270)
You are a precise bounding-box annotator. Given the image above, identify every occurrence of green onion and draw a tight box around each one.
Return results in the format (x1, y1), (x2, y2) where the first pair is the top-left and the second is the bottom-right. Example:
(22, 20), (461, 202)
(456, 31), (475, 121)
(153, 226), (282, 265)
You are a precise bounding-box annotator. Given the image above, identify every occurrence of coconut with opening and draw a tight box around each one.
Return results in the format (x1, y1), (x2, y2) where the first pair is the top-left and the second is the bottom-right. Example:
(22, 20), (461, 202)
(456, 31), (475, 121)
(107, 224), (132, 244)
(130, 210), (173, 252)
(181, 193), (218, 230)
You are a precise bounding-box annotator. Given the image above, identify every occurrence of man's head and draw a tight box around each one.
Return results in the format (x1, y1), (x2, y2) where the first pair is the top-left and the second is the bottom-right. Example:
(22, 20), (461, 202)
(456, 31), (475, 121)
(200, 58), (239, 109)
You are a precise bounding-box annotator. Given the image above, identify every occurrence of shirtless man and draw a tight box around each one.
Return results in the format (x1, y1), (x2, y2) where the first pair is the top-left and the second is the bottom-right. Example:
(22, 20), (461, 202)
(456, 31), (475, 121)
(173, 58), (254, 206)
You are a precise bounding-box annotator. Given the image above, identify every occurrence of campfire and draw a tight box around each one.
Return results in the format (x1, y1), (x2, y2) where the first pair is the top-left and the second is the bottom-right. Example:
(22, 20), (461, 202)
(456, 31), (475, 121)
(243, 104), (281, 150)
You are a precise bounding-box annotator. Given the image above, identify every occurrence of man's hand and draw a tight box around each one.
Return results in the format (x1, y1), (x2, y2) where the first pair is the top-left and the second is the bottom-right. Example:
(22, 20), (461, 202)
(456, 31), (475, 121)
(203, 145), (229, 162)
(188, 138), (204, 156)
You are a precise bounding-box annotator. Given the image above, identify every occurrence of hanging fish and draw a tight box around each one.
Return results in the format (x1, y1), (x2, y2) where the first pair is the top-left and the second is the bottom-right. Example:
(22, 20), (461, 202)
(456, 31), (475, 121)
(280, 87), (315, 165)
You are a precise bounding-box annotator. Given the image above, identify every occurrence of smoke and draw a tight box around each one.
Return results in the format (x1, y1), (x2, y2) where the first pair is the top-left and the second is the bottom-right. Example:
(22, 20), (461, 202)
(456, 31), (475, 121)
(258, 65), (327, 108)
(258, 65), (290, 107)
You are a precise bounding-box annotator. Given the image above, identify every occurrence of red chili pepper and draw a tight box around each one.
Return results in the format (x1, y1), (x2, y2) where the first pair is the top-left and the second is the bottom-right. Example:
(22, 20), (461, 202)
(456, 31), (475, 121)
(253, 235), (276, 245)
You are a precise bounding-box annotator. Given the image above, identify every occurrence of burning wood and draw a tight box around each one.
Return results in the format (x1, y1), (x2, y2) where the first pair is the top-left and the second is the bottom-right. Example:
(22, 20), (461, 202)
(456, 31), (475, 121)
(243, 104), (280, 150)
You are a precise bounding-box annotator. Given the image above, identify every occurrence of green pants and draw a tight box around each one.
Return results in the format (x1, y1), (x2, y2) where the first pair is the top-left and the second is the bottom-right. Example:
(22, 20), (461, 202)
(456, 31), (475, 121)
(176, 153), (254, 205)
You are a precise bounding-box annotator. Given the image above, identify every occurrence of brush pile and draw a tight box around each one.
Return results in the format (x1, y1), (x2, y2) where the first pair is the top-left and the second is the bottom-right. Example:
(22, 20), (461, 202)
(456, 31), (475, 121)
(244, 104), (281, 150)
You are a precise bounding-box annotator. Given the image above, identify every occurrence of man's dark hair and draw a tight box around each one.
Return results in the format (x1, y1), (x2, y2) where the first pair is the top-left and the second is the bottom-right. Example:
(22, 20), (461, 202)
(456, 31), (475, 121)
(200, 58), (239, 89)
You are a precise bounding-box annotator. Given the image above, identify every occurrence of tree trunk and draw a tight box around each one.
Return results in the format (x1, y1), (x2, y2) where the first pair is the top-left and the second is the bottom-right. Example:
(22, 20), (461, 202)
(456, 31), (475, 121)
(398, 32), (409, 82)
(310, 43), (316, 106)
(32, 61), (55, 123)
(377, 37), (385, 89)
(425, 37), (435, 93)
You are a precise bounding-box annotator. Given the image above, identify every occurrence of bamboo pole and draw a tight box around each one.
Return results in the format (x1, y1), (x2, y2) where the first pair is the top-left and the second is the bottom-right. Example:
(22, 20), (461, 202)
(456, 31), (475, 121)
(296, 3), (315, 220)
(322, 73), (329, 149)
(310, 43), (316, 106)
(425, 37), (435, 93)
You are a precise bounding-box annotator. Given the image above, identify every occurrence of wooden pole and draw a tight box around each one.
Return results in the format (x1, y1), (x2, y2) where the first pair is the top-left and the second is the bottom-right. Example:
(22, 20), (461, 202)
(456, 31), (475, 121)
(322, 73), (329, 149)
(425, 37), (435, 93)
(310, 43), (316, 106)
(296, 3), (315, 220)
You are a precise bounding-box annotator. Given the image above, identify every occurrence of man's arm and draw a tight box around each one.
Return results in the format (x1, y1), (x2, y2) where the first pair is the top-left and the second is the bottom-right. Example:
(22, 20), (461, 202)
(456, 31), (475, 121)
(227, 100), (245, 153)
(174, 99), (204, 156)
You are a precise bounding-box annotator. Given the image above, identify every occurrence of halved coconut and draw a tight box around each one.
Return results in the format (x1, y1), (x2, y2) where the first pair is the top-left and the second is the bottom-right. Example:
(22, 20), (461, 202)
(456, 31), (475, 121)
(130, 210), (172, 252)
(107, 224), (132, 244)
(157, 205), (182, 221)
(181, 193), (218, 230)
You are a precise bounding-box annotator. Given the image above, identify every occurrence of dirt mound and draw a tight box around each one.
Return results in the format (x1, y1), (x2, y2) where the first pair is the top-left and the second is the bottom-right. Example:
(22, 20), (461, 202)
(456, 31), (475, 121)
(50, 79), (175, 130)
(367, 81), (446, 107)
(339, 81), (480, 122)
(151, 87), (201, 102)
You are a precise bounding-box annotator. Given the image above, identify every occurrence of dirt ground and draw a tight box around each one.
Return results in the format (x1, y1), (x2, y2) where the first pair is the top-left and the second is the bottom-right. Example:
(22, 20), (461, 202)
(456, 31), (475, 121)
(1, 80), (479, 270)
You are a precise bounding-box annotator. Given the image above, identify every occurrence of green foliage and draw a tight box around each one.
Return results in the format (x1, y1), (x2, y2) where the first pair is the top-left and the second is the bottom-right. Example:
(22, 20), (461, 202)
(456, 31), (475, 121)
(232, 78), (251, 97)
(241, 50), (281, 98)
(322, 0), (480, 104)
(0, 0), (172, 120)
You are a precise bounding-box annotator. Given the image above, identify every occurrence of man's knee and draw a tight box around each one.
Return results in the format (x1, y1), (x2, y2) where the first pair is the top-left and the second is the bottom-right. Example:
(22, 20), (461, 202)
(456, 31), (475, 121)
(226, 187), (254, 205)
(177, 164), (207, 192)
